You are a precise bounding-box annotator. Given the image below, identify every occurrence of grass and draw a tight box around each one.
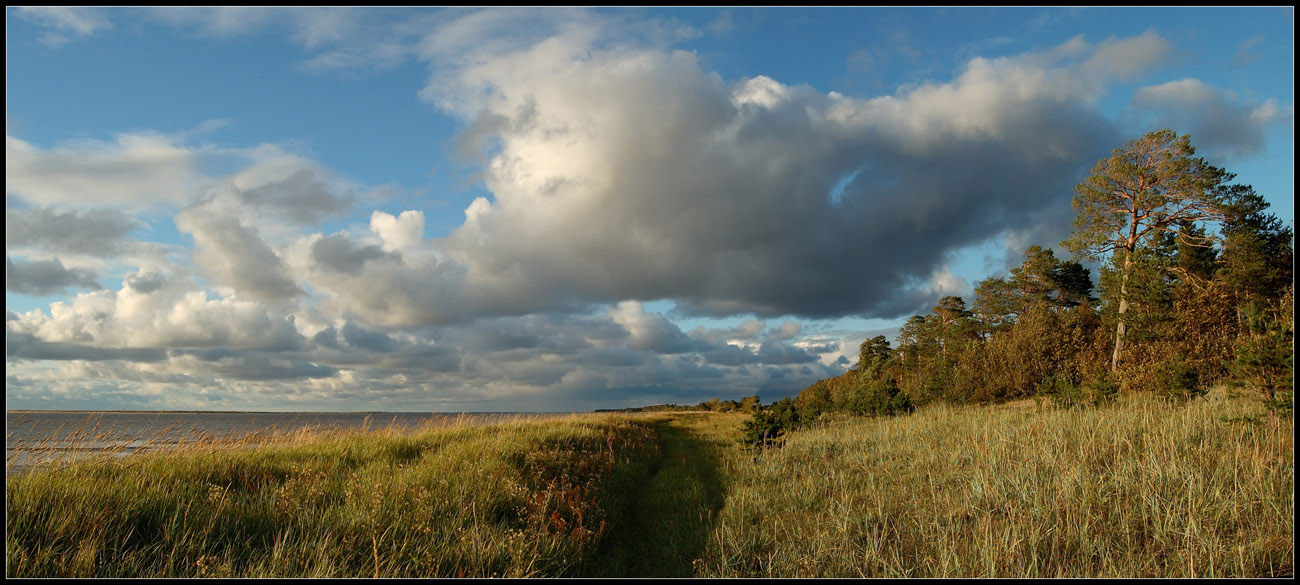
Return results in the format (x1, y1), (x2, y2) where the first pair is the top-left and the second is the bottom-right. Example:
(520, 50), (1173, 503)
(581, 412), (737, 577)
(6, 390), (1293, 578)
(695, 388), (1293, 578)
(6, 413), (664, 577)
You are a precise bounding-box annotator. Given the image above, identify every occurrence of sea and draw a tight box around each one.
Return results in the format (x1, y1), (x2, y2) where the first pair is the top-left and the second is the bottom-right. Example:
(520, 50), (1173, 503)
(5, 410), (558, 474)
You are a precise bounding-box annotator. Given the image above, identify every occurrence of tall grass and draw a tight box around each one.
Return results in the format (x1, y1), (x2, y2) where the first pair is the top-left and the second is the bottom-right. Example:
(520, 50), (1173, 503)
(696, 389), (1293, 578)
(6, 413), (662, 578)
(7, 393), (1291, 578)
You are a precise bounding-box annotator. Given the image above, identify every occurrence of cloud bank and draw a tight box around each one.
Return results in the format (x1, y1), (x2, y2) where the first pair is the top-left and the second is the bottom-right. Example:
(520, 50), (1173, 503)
(419, 24), (1140, 321)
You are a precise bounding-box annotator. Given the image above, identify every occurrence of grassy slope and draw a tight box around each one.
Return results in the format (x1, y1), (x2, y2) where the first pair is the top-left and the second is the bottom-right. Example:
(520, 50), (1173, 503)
(6, 414), (664, 577)
(696, 390), (1294, 578)
(6, 392), (1293, 578)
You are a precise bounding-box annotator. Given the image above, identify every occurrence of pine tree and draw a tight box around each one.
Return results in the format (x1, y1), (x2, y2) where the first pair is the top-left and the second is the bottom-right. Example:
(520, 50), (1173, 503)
(1063, 129), (1229, 372)
(1228, 302), (1294, 414)
(1217, 184), (1294, 313)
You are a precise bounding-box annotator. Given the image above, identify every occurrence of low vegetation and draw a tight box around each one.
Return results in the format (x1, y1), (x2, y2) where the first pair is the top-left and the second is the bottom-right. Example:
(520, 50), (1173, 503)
(697, 390), (1293, 578)
(7, 391), (1292, 578)
(7, 414), (667, 578)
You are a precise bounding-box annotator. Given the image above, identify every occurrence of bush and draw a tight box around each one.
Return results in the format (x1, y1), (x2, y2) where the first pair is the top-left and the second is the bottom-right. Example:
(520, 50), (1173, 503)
(794, 380), (831, 421)
(1037, 374), (1083, 409)
(1120, 354), (1207, 403)
(1226, 302), (1294, 415)
(1037, 371), (1117, 409)
(742, 398), (801, 448)
(1153, 357), (1206, 402)
(1081, 370), (1120, 406)
(1262, 390), (1293, 416)
(848, 378), (914, 417)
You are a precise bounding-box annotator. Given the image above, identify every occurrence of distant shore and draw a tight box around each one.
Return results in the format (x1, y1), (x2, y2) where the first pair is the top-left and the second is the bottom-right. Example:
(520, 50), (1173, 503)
(6, 409), (573, 415)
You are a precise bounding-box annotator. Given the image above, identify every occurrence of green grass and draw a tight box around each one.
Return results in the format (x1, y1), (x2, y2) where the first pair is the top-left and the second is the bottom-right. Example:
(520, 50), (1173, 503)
(6, 391), (1293, 578)
(581, 412), (736, 577)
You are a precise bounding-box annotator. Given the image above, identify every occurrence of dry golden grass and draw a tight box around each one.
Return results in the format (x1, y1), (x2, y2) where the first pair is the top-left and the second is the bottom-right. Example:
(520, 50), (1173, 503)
(7, 394), (1292, 578)
(7, 412), (663, 578)
(696, 389), (1293, 578)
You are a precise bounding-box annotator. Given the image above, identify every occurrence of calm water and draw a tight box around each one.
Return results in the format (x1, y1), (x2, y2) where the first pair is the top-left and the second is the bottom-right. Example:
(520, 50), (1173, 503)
(6, 411), (556, 473)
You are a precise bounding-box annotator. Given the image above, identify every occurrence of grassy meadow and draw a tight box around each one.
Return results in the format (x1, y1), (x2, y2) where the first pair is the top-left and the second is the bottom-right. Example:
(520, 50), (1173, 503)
(5, 390), (1293, 578)
(696, 390), (1293, 578)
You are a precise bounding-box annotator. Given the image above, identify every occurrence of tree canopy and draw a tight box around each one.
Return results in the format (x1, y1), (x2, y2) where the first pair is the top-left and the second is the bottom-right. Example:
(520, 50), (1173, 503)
(1062, 129), (1231, 372)
(785, 128), (1291, 421)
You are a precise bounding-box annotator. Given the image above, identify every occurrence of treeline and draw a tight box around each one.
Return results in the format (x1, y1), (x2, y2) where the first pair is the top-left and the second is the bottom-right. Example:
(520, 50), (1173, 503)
(597, 395), (762, 414)
(775, 129), (1293, 434)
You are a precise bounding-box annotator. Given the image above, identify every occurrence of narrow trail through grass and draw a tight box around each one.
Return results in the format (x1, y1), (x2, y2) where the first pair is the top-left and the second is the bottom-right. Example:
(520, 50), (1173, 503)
(13, 400), (1283, 578)
(582, 413), (733, 577)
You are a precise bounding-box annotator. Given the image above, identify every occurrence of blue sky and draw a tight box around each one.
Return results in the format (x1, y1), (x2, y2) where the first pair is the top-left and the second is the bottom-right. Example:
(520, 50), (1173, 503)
(6, 7), (1294, 412)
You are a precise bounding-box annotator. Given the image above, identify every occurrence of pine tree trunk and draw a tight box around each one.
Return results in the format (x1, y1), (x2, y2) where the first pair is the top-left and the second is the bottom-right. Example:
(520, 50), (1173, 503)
(1111, 249), (1133, 373)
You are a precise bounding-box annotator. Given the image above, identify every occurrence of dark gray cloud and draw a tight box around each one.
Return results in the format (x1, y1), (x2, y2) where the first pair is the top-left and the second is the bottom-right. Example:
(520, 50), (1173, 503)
(195, 355), (339, 381)
(310, 234), (398, 276)
(6, 330), (165, 362)
(756, 340), (819, 365)
(123, 271), (167, 294)
(175, 207), (304, 301)
(161, 348), (338, 381)
(700, 343), (761, 366)
(687, 319), (765, 345)
(6, 205), (141, 256)
(311, 324), (342, 349)
(340, 321), (398, 352)
(6, 256), (101, 295)
(371, 343), (462, 373)
(765, 321), (802, 342)
(171, 347), (241, 361)
(239, 169), (352, 225)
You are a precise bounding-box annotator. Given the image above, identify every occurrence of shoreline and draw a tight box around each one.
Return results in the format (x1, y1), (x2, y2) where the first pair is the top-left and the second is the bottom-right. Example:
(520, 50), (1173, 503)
(6, 409), (576, 415)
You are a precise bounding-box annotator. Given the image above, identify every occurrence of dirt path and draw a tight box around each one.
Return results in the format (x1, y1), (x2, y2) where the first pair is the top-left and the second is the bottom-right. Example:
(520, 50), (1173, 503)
(581, 413), (734, 577)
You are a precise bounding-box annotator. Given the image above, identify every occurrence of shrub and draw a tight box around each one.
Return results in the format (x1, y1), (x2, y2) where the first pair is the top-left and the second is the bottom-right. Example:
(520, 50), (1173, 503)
(1037, 370), (1117, 409)
(1153, 357), (1206, 402)
(1037, 374), (1082, 409)
(742, 398), (800, 448)
(848, 377), (914, 417)
(1080, 370), (1119, 406)
(1226, 302), (1294, 415)
(794, 380), (831, 421)
(1120, 354), (1207, 403)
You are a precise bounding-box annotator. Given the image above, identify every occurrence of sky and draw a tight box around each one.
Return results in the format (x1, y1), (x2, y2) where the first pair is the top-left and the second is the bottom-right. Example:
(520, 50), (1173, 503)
(5, 7), (1294, 412)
